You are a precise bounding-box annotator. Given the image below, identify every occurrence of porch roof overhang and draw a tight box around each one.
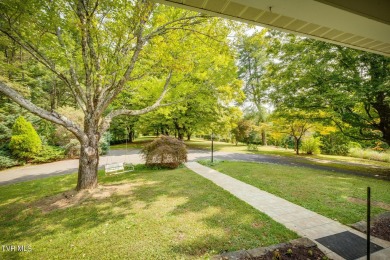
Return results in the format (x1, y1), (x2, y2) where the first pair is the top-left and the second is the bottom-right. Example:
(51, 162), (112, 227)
(155, 0), (390, 57)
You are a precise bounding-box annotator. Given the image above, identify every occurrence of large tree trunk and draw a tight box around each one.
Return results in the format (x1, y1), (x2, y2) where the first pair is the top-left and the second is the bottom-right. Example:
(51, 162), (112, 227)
(294, 137), (300, 155)
(173, 120), (184, 140)
(372, 92), (390, 146)
(128, 127), (134, 143)
(178, 132), (184, 140)
(76, 120), (99, 190)
(77, 142), (99, 190)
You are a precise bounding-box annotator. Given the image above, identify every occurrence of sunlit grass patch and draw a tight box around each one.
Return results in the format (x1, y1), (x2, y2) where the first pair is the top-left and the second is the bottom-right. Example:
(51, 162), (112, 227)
(0, 166), (297, 259)
(206, 161), (390, 225)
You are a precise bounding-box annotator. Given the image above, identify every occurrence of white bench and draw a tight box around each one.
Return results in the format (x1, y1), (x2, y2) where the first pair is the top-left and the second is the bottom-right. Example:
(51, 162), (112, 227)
(104, 162), (134, 175)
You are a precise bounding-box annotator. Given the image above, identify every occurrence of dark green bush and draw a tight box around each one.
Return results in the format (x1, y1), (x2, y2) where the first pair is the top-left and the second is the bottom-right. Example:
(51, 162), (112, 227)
(99, 132), (110, 155)
(141, 136), (187, 169)
(9, 116), (42, 160)
(32, 145), (65, 163)
(0, 147), (23, 169)
(321, 133), (350, 155)
(0, 155), (21, 169)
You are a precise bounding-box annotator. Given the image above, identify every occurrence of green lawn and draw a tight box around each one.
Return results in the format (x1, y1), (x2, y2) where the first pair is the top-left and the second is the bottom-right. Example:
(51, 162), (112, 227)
(0, 166), (297, 259)
(124, 137), (389, 167)
(111, 136), (390, 177)
(205, 161), (390, 225)
(109, 136), (156, 150)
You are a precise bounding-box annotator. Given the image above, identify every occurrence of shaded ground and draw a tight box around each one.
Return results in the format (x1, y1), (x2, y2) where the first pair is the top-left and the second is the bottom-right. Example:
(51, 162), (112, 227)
(347, 197), (390, 211)
(352, 212), (390, 242)
(213, 237), (328, 260)
(33, 183), (140, 213)
(372, 216), (390, 242)
(250, 245), (327, 260)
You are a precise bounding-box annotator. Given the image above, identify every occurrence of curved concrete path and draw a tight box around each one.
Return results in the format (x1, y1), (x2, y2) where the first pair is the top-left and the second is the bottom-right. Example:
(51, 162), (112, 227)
(185, 162), (390, 260)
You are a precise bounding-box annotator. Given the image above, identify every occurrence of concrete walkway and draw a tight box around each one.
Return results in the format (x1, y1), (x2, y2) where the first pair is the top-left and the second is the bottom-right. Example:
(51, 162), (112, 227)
(185, 162), (390, 260)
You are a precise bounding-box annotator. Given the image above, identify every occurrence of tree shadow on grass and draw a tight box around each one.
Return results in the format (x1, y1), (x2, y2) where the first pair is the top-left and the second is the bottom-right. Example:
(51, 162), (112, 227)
(0, 171), (157, 245)
(1, 167), (297, 259)
(120, 168), (298, 257)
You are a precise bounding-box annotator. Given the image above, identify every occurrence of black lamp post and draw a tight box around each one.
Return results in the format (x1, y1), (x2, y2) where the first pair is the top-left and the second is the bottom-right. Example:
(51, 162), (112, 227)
(367, 186), (371, 260)
(211, 131), (214, 163)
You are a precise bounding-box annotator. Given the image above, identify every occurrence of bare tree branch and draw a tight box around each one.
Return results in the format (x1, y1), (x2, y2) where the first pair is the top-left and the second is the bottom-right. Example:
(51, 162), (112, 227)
(144, 14), (207, 41)
(56, 27), (87, 110)
(99, 71), (173, 133)
(97, 2), (154, 114)
(0, 79), (84, 140)
(0, 29), (70, 85)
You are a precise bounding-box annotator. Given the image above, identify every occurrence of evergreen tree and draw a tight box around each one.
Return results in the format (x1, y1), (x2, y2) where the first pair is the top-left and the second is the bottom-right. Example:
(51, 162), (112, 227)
(9, 116), (42, 159)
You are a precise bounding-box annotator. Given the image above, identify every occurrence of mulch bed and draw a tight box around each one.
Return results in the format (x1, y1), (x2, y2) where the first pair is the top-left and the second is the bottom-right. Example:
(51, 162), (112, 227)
(245, 244), (328, 260)
(371, 216), (390, 241)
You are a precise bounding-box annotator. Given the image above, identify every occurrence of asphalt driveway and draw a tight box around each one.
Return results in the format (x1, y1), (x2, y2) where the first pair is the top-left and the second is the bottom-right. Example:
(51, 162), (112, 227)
(0, 149), (388, 185)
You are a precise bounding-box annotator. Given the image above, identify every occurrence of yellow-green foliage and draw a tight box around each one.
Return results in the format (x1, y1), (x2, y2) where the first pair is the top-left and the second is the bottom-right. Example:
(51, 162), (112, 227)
(9, 116), (42, 159)
(301, 136), (322, 155)
(349, 148), (390, 163)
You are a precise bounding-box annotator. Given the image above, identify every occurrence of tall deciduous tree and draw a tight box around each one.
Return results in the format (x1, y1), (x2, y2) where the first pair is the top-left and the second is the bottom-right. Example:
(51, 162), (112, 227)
(0, 0), (211, 190)
(237, 29), (271, 145)
(268, 35), (390, 146)
(127, 17), (244, 141)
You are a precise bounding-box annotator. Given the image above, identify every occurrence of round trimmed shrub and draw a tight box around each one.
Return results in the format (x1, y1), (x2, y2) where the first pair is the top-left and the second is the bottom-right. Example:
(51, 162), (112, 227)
(141, 136), (187, 168)
(9, 116), (42, 160)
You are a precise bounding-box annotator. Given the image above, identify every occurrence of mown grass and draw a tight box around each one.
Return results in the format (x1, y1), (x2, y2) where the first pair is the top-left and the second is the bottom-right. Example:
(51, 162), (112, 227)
(0, 166), (297, 259)
(109, 136), (156, 150)
(110, 137), (390, 177)
(205, 161), (390, 225)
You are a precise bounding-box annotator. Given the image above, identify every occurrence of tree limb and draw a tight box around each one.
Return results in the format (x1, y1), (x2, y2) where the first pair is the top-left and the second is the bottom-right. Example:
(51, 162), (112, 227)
(99, 71), (173, 133)
(144, 14), (207, 41)
(56, 27), (87, 110)
(0, 79), (84, 140)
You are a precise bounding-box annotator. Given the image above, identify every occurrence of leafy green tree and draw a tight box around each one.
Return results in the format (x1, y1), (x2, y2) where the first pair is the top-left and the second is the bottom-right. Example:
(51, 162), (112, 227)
(270, 110), (320, 155)
(320, 132), (351, 155)
(268, 34), (390, 146)
(237, 29), (271, 145)
(0, 0), (214, 190)
(232, 119), (253, 145)
(9, 116), (42, 159)
(130, 17), (244, 141)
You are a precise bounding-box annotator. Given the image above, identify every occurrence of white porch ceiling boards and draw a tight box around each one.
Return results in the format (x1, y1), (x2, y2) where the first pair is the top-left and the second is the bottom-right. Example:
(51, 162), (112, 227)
(155, 0), (390, 57)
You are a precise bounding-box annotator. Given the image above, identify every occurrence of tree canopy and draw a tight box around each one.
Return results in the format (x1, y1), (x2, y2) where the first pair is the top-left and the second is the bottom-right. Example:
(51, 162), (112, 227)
(0, 0), (241, 190)
(267, 34), (390, 145)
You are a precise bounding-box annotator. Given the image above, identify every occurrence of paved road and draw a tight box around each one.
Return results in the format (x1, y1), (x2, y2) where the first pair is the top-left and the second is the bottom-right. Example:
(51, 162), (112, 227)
(0, 149), (388, 185)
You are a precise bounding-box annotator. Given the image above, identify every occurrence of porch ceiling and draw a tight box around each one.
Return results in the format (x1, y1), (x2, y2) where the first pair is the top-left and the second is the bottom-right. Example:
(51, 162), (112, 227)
(155, 0), (390, 57)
